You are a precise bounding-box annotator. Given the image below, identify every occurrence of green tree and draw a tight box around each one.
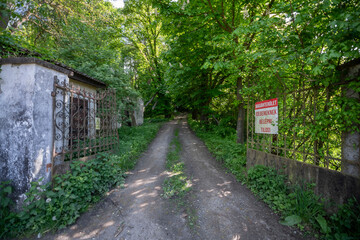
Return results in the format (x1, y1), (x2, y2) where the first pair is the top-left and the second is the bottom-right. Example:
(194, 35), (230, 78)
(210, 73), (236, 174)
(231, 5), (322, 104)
(121, 0), (171, 117)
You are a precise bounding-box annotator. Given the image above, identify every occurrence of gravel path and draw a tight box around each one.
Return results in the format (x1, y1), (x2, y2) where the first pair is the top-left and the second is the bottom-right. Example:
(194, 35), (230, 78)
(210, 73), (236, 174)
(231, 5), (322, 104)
(36, 118), (304, 240)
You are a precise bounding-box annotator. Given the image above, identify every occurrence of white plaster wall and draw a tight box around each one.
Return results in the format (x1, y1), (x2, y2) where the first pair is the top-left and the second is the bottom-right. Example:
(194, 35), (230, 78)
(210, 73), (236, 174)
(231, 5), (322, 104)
(33, 65), (68, 183)
(70, 79), (97, 94)
(0, 64), (36, 200)
(0, 63), (68, 205)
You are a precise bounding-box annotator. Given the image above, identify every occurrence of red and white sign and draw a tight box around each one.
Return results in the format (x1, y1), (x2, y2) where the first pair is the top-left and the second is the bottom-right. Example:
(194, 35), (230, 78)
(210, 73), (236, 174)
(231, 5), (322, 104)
(255, 98), (278, 134)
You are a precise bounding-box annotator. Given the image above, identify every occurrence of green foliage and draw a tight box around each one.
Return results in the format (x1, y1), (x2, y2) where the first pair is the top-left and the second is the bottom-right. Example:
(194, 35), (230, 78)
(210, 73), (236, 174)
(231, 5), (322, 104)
(328, 197), (360, 239)
(316, 215), (331, 235)
(247, 165), (360, 239)
(280, 215), (302, 226)
(247, 165), (291, 214)
(0, 155), (125, 238)
(247, 165), (324, 230)
(288, 183), (325, 225)
(163, 174), (191, 199)
(156, 0), (360, 146)
(1, 0), (139, 114)
(0, 181), (17, 239)
(121, 0), (172, 118)
(0, 121), (162, 239)
(188, 114), (359, 238)
(162, 128), (191, 199)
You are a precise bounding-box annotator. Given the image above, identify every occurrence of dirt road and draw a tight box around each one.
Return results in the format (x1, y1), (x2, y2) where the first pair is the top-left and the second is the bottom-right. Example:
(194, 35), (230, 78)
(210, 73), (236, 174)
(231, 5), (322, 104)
(38, 119), (304, 240)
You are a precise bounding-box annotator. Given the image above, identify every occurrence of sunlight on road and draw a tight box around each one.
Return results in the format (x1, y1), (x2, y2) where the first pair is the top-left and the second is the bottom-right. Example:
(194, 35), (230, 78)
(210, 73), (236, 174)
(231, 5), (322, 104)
(232, 234), (241, 240)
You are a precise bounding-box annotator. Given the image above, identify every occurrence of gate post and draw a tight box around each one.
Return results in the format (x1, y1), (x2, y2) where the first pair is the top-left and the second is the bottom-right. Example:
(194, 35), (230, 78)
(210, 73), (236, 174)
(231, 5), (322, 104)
(340, 60), (360, 177)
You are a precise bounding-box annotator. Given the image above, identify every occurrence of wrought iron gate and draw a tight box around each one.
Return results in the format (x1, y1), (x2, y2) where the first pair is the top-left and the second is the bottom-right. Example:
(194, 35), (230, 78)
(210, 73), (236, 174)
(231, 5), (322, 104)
(247, 87), (343, 171)
(51, 76), (119, 174)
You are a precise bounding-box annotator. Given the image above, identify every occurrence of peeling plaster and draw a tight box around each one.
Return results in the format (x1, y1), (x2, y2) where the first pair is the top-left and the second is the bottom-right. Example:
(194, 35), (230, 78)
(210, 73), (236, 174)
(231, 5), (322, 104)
(0, 63), (68, 206)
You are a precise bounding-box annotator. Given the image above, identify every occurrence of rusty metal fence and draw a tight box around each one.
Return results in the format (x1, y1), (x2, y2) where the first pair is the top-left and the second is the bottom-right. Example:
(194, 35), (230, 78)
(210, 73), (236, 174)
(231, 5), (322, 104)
(247, 87), (344, 171)
(52, 76), (119, 170)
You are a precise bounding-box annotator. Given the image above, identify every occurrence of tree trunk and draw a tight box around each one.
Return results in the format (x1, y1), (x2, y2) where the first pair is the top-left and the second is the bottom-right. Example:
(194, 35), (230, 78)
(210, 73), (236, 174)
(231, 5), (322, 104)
(199, 97), (212, 123)
(236, 77), (245, 144)
(0, 10), (9, 30)
(200, 113), (208, 122)
(192, 110), (199, 120)
(236, 104), (245, 144)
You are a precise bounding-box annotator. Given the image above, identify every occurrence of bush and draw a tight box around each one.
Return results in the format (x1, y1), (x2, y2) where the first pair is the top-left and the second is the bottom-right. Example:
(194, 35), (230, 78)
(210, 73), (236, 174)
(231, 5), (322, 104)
(247, 165), (360, 239)
(247, 165), (291, 214)
(328, 197), (360, 239)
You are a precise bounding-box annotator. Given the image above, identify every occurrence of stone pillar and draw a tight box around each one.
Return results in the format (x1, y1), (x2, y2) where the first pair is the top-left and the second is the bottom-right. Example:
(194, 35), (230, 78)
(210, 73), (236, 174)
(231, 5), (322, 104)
(131, 98), (144, 126)
(341, 63), (360, 178)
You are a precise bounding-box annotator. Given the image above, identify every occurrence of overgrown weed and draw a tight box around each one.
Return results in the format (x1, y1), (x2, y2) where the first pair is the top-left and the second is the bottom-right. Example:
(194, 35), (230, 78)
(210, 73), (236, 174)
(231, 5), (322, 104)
(162, 127), (195, 229)
(162, 128), (191, 199)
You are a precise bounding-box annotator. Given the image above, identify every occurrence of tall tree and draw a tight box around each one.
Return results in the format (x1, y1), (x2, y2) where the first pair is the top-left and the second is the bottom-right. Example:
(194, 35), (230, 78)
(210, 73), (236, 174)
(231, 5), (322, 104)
(121, 0), (171, 117)
(1, 0), (139, 114)
(156, 0), (276, 142)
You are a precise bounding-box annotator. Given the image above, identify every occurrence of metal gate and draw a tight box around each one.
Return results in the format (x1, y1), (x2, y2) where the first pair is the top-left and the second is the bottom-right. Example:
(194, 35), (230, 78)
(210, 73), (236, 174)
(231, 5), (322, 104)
(51, 76), (119, 174)
(247, 87), (343, 171)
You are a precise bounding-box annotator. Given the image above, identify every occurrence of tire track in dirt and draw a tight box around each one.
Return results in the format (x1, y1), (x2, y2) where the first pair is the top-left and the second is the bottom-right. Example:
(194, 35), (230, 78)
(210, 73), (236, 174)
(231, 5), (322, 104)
(178, 117), (304, 240)
(37, 121), (193, 240)
(35, 118), (305, 240)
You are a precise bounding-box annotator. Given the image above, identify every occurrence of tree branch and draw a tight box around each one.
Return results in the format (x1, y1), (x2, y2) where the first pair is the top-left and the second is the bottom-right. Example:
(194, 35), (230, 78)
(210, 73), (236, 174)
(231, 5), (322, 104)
(144, 91), (159, 109)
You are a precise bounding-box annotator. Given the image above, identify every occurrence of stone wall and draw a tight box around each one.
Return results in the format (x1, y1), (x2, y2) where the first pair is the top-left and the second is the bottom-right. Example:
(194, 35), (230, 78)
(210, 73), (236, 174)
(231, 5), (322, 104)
(0, 62), (68, 205)
(131, 98), (144, 126)
(247, 149), (360, 205)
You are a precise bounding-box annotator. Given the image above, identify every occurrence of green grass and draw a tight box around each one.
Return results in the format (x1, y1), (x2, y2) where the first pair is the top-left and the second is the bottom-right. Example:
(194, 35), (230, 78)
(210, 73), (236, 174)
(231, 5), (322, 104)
(162, 128), (196, 230)
(162, 128), (191, 199)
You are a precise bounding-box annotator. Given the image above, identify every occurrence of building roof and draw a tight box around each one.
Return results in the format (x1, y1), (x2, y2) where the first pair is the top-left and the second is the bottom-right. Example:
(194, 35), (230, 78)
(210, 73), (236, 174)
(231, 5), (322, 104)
(0, 57), (107, 88)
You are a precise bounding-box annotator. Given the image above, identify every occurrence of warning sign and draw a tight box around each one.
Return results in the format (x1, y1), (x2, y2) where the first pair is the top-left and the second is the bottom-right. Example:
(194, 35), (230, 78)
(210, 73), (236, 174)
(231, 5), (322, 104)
(255, 98), (278, 134)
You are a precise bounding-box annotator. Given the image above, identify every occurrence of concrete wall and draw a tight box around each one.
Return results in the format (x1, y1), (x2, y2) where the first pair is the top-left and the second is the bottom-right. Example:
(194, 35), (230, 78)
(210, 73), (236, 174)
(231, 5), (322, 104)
(69, 78), (97, 93)
(131, 98), (144, 126)
(247, 149), (360, 205)
(0, 63), (68, 205)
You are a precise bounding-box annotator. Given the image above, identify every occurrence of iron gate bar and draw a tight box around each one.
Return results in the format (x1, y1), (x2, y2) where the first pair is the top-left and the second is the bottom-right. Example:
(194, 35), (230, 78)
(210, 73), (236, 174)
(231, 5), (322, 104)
(247, 85), (346, 171)
(52, 76), (119, 172)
